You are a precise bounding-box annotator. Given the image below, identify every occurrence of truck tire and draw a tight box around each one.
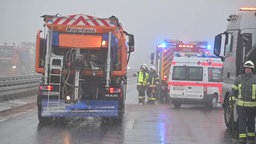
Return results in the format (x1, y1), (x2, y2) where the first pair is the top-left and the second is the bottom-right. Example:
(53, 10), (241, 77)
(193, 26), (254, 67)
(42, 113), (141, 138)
(117, 104), (124, 122)
(224, 101), (238, 130)
(38, 107), (51, 123)
(117, 82), (125, 122)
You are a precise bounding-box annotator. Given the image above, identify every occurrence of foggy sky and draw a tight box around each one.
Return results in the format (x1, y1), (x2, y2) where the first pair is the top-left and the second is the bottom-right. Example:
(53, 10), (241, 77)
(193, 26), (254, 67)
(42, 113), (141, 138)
(0, 0), (255, 69)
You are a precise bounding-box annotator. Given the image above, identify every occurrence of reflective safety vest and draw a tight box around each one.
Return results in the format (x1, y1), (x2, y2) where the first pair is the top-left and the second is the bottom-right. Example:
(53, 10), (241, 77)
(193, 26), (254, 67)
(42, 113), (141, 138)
(137, 71), (149, 86)
(231, 73), (256, 107)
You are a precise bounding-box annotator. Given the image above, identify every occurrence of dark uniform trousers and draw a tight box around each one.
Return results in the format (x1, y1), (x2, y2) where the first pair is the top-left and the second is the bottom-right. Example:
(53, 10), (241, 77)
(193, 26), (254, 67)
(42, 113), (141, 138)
(237, 105), (256, 140)
(137, 84), (146, 97)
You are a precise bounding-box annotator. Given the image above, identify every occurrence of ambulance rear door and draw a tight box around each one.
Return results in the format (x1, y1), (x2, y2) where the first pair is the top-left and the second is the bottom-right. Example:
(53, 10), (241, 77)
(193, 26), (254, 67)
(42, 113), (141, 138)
(184, 66), (204, 99)
(169, 65), (187, 97)
(169, 58), (204, 99)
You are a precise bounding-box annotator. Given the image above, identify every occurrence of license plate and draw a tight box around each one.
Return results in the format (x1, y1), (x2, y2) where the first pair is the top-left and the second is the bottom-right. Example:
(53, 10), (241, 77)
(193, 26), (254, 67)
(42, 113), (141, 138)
(173, 86), (184, 91)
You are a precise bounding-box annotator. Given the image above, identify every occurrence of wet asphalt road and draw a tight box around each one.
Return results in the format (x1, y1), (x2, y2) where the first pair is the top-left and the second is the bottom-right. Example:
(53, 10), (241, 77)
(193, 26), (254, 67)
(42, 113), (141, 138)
(0, 74), (237, 144)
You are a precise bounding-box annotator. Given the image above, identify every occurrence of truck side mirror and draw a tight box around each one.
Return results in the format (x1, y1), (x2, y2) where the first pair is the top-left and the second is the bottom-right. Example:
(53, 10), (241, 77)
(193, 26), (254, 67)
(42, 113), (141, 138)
(128, 34), (134, 52)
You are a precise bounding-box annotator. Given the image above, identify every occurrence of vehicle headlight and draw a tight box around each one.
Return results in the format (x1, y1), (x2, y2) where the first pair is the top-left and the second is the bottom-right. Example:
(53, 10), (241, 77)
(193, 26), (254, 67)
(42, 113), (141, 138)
(12, 65), (16, 69)
(66, 95), (71, 101)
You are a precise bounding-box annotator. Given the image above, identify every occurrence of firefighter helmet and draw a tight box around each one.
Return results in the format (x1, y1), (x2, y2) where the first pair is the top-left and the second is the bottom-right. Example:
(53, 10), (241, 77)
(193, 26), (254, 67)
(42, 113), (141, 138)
(141, 64), (147, 70)
(142, 63), (147, 68)
(243, 60), (255, 69)
(141, 64), (148, 70)
(150, 66), (156, 72)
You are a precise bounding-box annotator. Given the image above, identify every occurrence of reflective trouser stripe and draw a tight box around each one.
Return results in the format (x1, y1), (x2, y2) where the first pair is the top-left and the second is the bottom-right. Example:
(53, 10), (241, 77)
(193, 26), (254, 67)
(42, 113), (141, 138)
(239, 133), (247, 138)
(248, 132), (255, 137)
(148, 97), (156, 100)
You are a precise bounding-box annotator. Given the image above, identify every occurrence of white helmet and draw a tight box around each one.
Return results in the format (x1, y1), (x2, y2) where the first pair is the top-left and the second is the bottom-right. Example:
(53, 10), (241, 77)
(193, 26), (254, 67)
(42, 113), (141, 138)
(150, 66), (156, 71)
(244, 60), (254, 69)
(141, 64), (148, 70)
(142, 63), (147, 67)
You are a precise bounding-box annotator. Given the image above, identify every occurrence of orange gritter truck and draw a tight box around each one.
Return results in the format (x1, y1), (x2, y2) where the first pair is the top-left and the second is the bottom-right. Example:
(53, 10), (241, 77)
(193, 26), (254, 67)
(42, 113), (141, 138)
(35, 14), (134, 123)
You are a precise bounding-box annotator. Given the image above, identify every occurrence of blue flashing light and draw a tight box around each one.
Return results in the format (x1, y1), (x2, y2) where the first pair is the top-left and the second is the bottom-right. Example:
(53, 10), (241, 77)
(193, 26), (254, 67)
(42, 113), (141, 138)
(207, 45), (211, 50)
(158, 43), (166, 48)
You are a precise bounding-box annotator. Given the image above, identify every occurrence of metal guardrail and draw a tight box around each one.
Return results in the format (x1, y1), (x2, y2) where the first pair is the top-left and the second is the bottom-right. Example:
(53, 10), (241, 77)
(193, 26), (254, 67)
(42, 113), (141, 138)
(0, 75), (42, 102)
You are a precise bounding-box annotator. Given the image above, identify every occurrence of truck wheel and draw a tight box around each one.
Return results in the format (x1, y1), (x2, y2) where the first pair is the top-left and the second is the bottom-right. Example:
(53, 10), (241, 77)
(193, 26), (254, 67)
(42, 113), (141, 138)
(224, 101), (238, 130)
(38, 107), (51, 123)
(117, 104), (125, 122)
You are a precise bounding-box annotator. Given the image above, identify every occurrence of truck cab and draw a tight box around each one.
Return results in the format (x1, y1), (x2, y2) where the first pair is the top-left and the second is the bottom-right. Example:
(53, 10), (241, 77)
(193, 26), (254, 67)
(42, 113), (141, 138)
(213, 7), (256, 129)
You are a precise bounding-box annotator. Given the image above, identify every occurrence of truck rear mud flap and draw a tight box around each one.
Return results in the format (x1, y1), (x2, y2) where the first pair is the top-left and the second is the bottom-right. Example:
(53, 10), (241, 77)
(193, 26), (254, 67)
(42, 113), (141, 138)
(41, 99), (119, 117)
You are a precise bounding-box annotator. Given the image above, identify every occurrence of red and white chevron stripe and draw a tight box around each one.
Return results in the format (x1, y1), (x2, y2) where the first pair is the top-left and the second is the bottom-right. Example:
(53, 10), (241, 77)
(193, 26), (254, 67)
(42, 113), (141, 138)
(51, 14), (114, 27)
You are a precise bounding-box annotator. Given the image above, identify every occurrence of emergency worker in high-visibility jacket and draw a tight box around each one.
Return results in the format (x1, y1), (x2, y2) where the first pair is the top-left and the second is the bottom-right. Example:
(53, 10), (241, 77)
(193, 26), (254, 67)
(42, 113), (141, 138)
(146, 66), (159, 104)
(136, 64), (149, 104)
(230, 60), (256, 144)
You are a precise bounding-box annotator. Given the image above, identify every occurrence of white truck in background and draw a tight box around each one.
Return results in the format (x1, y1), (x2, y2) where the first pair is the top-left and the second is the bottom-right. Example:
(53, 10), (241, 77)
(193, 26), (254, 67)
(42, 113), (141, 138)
(213, 7), (256, 130)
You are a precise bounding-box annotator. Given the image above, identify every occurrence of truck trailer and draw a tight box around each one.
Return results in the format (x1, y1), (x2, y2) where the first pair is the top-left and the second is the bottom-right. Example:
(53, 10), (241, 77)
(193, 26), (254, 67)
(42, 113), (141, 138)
(35, 14), (134, 123)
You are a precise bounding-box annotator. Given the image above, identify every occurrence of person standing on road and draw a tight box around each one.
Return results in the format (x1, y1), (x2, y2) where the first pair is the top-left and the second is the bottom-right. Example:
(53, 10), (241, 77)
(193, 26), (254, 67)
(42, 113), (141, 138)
(146, 66), (159, 104)
(230, 60), (256, 144)
(136, 64), (149, 104)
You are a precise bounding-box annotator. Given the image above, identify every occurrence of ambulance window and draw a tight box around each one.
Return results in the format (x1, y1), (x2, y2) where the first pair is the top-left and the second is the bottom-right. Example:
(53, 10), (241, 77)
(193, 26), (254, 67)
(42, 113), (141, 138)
(208, 68), (222, 82)
(172, 66), (186, 80)
(188, 67), (203, 81)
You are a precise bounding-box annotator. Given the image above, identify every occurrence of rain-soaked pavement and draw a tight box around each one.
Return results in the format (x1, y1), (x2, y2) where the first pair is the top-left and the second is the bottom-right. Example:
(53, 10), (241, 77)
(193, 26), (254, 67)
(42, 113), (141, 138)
(0, 76), (238, 144)
(0, 103), (236, 144)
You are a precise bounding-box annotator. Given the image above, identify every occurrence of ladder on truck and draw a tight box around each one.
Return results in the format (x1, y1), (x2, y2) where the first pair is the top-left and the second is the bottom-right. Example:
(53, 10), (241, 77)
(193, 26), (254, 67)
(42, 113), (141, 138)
(47, 55), (63, 109)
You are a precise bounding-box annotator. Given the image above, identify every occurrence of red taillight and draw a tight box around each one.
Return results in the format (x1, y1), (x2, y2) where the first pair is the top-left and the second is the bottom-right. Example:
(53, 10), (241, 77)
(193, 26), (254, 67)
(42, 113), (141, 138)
(163, 75), (167, 81)
(108, 88), (121, 94)
(40, 85), (53, 91)
(109, 88), (114, 93)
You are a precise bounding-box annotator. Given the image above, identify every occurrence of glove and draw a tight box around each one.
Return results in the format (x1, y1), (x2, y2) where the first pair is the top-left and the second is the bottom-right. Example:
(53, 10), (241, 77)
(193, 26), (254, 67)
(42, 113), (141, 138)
(229, 96), (237, 104)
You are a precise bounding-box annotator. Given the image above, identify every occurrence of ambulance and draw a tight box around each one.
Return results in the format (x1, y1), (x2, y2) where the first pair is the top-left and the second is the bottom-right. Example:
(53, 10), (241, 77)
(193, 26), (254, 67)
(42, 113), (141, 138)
(151, 40), (212, 103)
(168, 53), (223, 108)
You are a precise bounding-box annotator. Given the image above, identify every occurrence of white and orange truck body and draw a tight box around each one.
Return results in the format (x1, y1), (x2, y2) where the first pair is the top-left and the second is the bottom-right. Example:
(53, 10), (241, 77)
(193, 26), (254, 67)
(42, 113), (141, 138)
(35, 14), (134, 122)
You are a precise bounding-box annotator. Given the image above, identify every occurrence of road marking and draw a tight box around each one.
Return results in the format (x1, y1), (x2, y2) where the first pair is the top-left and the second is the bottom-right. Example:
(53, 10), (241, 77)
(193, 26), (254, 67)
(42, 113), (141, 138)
(126, 118), (135, 129)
